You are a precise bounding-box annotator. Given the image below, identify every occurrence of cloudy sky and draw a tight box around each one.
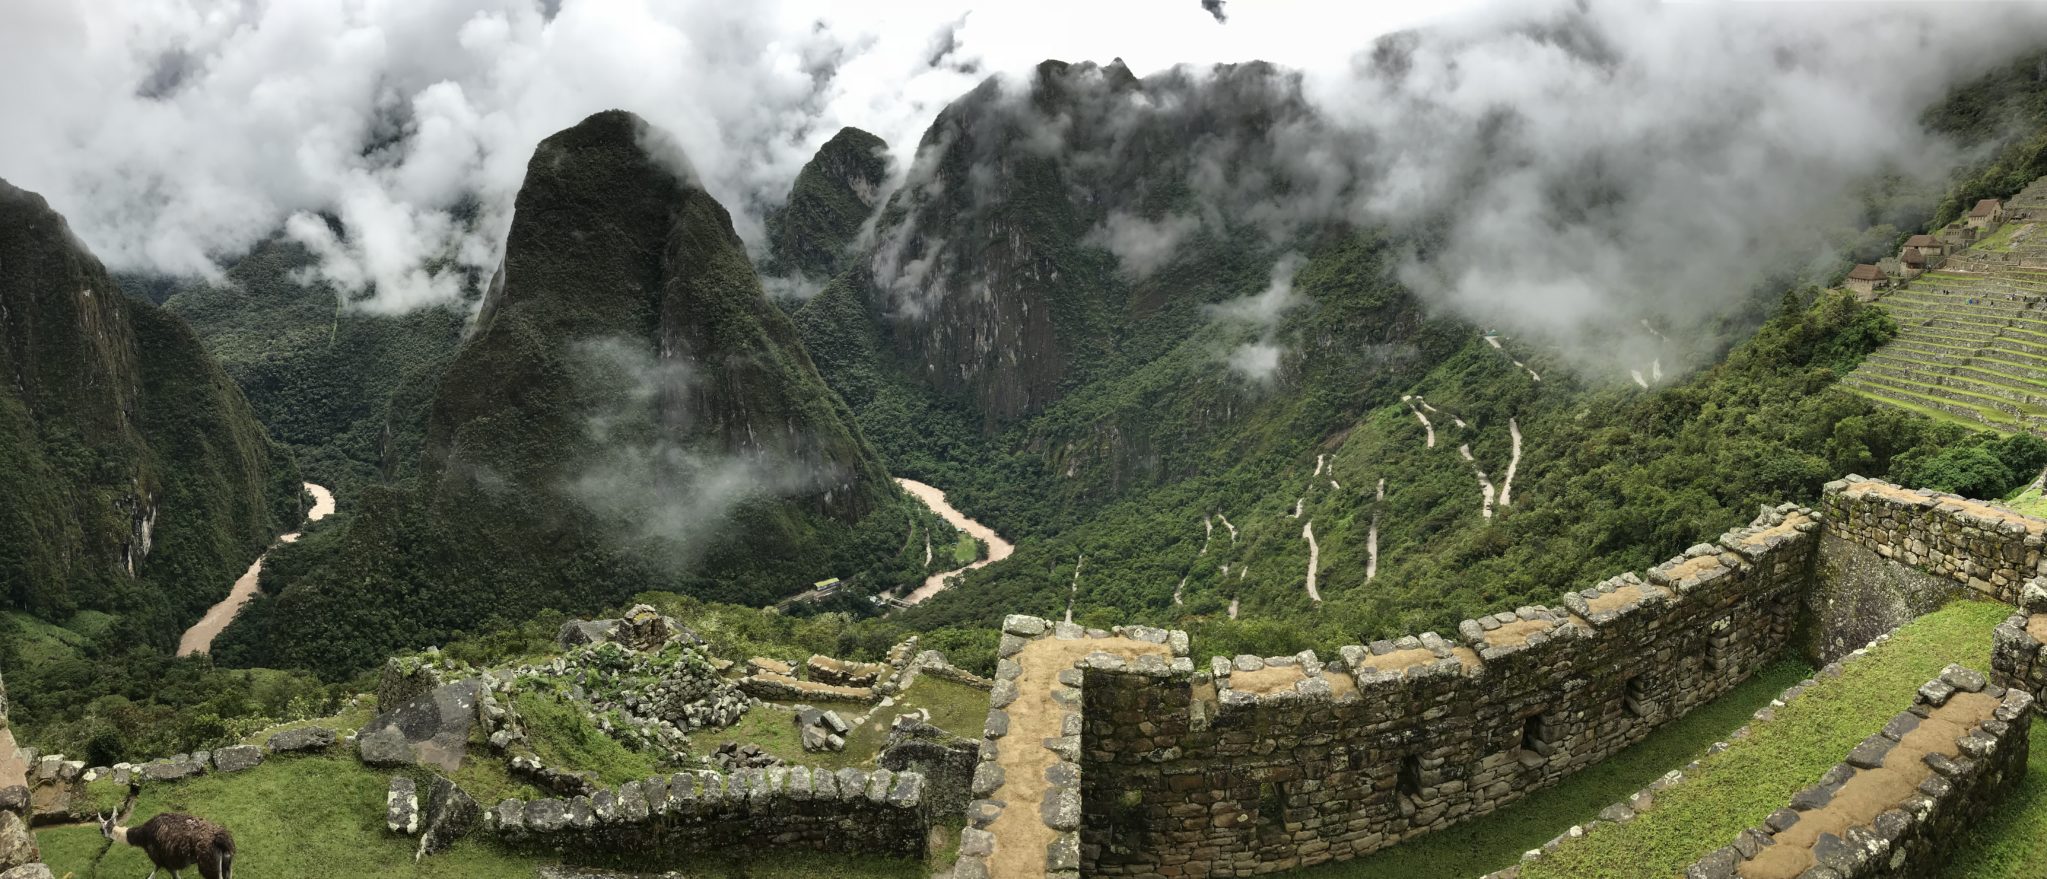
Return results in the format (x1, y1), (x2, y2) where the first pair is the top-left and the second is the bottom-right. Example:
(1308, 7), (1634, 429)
(5, 0), (2047, 374)
(0, 0), (1483, 311)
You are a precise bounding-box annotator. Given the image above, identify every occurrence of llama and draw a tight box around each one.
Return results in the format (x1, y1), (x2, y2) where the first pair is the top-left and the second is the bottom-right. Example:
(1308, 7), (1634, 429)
(99, 809), (235, 879)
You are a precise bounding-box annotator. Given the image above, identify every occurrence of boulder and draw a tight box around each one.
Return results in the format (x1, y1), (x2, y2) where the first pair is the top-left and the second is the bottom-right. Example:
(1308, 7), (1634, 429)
(0, 787), (24, 818)
(0, 865), (53, 879)
(387, 777), (420, 835)
(139, 760), (203, 783)
(358, 728), (418, 768)
(355, 680), (481, 773)
(416, 777), (480, 857)
(266, 727), (337, 754)
(211, 745), (262, 774)
(0, 812), (34, 872)
(615, 605), (700, 651)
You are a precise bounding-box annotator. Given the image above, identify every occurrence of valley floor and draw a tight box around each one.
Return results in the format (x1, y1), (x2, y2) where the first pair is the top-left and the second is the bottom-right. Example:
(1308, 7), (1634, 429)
(176, 482), (335, 656)
(896, 477), (1014, 605)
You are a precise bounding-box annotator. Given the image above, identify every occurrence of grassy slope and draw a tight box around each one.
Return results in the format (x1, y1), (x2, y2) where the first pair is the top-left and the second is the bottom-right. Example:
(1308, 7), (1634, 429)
(33, 754), (937, 879)
(1518, 599), (2008, 879)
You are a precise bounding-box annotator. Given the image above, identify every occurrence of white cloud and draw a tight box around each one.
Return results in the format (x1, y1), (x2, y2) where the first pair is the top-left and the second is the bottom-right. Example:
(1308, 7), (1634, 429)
(0, 0), (1477, 312)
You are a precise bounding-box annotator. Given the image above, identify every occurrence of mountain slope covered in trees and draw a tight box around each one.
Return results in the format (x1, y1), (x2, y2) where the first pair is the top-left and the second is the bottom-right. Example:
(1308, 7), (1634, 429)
(774, 52), (2047, 662)
(214, 111), (944, 675)
(0, 176), (302, 687)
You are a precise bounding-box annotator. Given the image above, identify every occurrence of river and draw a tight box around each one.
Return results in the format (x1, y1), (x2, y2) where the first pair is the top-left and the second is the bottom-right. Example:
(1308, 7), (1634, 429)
(896, 477), (1014, 605)
(176, 482), (335, 656)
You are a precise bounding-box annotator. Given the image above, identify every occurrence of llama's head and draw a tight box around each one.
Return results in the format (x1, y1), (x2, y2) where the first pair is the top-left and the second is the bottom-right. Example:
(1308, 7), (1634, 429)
(97, 810), (123, 840)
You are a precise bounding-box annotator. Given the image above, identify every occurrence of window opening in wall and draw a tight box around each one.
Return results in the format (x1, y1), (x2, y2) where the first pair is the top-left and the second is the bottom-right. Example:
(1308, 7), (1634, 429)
(1623, 675), (1648, 719)
(1258, 781), (1286, 827)
(1517, 713), (1553, 767)
(1395, 754), (1423, 816)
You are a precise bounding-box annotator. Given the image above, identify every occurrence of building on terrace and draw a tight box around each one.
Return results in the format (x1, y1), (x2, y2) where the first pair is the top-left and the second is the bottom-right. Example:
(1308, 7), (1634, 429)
(1845, 263), (1890, 299)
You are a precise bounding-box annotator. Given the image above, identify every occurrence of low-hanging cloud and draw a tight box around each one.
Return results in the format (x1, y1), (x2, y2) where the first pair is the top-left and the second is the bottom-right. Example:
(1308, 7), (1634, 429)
(1209, 253), (1306, 384)
(563, 338), (833, 565)
(861, 0), (2047, 376)
(0, 0), (1357, 314)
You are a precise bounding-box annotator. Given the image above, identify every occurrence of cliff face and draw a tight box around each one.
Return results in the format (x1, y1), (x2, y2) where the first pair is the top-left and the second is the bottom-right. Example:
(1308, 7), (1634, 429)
(0, 178), (297, 634)
(853, 60), (1313, 428)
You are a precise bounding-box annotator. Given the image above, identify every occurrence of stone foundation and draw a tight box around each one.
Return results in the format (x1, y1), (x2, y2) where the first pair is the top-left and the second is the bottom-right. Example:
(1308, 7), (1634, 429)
(1990, 581), (2047, 712)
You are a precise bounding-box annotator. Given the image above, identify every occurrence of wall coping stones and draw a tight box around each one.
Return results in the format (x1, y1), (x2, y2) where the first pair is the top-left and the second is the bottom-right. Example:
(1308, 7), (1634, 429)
(1682, 665), (2031, 879)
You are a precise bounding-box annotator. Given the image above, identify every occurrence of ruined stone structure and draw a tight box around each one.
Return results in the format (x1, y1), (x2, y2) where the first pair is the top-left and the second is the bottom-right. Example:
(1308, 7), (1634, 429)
(1991, 581), (2047, 712)
(950, 478), (2047, 879)
(484, 766), (928, 859)
(1684, 666), (2031, 879)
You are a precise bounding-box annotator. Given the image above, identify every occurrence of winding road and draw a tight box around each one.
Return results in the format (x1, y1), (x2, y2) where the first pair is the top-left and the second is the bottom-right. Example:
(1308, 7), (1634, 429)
(897, 478), (1015, 605)
(177, 482), (334, 656)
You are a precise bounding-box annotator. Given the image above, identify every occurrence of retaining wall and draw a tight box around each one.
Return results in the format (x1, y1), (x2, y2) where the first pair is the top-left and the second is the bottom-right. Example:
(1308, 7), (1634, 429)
(1072, 504), (1816, 878)
(1685, 666), (2031, 879)
(485, 766), (928, 859)
(1991, 581), (2047, 712)
(1820, 475), (2045, 605)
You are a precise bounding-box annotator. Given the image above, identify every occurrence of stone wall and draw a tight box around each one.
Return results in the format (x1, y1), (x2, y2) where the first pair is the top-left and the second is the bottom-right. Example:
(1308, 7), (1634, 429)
(1073, 504), (1817, 878)
(485, 766), (928, 860)
(1820, 475), (2044, 605)
(1684, 666), (2031, 879)
(1991, 581), (2047, 712)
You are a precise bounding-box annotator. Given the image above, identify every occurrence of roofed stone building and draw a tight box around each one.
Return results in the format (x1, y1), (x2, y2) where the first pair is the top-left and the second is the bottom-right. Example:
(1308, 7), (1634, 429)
(1968, 197), (2007, 229)
(1844, 263), (1888, 300)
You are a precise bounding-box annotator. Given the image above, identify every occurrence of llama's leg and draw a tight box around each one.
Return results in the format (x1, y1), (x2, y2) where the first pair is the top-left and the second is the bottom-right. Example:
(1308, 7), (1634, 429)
(143, 869), (157, 879)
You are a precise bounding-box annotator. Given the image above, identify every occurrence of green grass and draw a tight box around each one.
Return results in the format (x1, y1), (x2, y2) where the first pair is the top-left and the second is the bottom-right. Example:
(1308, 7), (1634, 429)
(1977, 221), (2036, 252)
(1286, 660), (1810, 879)
(1938, 718), (2047, 878)
(704, 676), (991, 770)
(1516, 599), (2009, 879)
(4, 611), (88, 667)
(2002, 487), (2047, 518)
(952, 535), (981, 566)
(512, 691), (666, 786)
(36, 755), (539, 879)
(33, 754), (942, 879)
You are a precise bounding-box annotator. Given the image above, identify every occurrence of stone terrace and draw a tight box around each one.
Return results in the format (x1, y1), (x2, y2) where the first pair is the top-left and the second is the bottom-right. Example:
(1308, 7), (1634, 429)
(1848, 179), (2047, 433)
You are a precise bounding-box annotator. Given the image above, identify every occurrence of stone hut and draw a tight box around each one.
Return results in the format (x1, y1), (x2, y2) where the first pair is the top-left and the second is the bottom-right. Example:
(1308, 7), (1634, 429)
(1968, 197), (2007, 229)
(1845, 263), (1888, 300)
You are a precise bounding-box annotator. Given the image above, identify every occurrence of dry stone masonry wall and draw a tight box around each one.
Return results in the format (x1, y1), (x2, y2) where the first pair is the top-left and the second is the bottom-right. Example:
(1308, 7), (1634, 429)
(1821, 476), (2044, 604)
(1070, 504), (1816, 878)
(484, 766), (928, 859)
(1990, 580), (2047, 712)
(1684, 666), (2031, 879)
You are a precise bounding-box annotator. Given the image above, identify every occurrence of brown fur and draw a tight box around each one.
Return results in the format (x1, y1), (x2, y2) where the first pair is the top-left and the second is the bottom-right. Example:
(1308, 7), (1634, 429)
(102, 811), (235, 879)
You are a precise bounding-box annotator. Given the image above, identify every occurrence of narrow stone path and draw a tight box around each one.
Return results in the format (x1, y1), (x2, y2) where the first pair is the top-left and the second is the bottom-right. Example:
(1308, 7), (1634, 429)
(178, 482), (333, 656)
(1402, 395), (1436, 447)
(1500, 417), (1523, 508)
(1301, 520), (1322, 604)
(1459, 444), (1497, 519)
(897, 478), (1015, 605)
(1367, 477), (1385, 581)
(1062, 555), (1084, 623)
(981, 631), (1168, 879)
(1485, 333), (1544, 382)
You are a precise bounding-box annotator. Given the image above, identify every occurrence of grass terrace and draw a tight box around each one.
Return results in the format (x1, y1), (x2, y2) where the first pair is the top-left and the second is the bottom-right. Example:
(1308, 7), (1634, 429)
(1500, 599), (2024, 879)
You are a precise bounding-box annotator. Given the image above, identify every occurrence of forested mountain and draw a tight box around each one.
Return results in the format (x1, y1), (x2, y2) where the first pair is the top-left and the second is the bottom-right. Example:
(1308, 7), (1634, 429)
(777, 52), (2047, 661)
(212, 110), (940, 675)
(161, 237), (469, 500)
(0, 178), (301, 650)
